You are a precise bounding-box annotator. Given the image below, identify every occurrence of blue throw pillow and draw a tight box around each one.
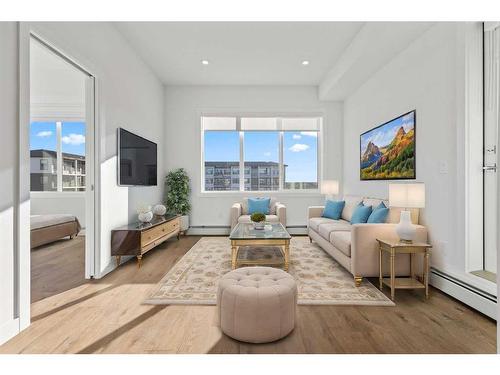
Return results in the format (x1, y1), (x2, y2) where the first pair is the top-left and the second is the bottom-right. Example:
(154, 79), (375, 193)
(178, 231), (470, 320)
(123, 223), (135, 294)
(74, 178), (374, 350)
(322, 200), (345, 220)
(367, 202), (389, 223)
(351, 203), (372, 224)
(248, 198), (271, 215)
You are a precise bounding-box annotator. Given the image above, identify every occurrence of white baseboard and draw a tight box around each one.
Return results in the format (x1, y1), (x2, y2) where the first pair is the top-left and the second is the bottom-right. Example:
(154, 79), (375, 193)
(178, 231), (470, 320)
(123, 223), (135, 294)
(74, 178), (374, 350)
(0, 318), (19, 345)
(430, 269), (497, 320)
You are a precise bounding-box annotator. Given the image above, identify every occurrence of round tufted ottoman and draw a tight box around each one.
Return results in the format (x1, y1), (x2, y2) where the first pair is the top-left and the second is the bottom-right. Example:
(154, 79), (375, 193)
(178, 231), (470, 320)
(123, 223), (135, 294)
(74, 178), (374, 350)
(217, 266), (297, 343)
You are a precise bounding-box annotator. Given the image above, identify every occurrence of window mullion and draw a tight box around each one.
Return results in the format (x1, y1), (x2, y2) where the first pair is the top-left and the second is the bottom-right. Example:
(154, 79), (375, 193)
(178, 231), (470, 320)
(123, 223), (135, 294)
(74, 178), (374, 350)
(56, 121), (62, 192)
(239, 130), (244, 192)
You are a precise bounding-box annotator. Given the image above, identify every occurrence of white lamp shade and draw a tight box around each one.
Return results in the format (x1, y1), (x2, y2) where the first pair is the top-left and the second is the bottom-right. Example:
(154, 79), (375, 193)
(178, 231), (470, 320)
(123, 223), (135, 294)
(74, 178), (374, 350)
(321, 180), (339, 195)
(389, 183), (425, 208)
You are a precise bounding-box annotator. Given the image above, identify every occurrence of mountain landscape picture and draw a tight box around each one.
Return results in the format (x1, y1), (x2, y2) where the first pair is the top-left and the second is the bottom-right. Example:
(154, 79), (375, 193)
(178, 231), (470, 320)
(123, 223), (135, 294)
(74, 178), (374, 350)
(360, 111), (415, 180)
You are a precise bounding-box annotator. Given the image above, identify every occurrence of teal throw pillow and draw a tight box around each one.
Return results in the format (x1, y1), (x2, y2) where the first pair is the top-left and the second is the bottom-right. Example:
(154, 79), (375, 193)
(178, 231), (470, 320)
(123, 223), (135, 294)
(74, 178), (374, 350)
(248, 197), (271, 215)
(322, 200), (345, 220)
(367, 202), (389, 223)
(351, 203), (372, 224)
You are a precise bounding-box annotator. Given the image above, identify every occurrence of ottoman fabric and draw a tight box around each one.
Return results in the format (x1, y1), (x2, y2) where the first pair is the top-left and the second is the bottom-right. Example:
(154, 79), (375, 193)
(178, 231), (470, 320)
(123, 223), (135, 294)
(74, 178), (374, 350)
(217, 266), (297, 343)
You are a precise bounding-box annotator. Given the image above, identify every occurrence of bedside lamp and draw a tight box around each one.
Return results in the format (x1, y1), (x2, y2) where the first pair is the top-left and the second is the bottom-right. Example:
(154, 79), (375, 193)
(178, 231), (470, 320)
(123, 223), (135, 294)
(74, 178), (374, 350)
(321, 180), (339, 201)
(389, 183), (425, 243)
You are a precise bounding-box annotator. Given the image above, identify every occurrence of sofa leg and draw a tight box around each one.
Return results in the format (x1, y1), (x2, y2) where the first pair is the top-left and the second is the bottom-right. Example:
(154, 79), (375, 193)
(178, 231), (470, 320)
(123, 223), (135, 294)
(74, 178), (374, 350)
(354, 276), (363, 287)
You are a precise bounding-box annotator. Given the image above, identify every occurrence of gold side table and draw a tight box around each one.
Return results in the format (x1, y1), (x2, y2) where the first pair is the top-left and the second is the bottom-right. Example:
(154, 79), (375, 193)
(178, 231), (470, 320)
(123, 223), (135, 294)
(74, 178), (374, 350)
(377, 238), (432, 301)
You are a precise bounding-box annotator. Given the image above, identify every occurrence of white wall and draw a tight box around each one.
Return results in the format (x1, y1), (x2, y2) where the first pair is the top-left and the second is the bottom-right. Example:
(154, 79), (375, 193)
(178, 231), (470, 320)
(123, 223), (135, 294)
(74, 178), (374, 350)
(28, 22), (165, 276)
(342, 23), (495, 295)
(0, 22), (19, 344)
(164, 86), (343, 231)
(30, 194), (86, 227)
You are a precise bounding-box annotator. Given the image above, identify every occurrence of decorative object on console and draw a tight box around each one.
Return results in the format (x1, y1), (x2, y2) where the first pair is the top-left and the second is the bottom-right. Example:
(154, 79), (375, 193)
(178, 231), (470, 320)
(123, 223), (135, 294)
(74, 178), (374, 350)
(321, 180), (339, 200)
(152, 204), (167, 216)
(137, 205), (153, 223)
(250, 212), (266, 230)
(165, 168), (191, 233)
(360, 110), (416, 180)
(389, 183), (425, 242)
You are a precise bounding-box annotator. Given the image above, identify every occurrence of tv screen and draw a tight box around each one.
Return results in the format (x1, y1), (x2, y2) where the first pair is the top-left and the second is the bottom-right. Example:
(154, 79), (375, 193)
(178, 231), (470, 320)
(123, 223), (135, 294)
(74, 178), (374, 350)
(118, 128), (157, 186)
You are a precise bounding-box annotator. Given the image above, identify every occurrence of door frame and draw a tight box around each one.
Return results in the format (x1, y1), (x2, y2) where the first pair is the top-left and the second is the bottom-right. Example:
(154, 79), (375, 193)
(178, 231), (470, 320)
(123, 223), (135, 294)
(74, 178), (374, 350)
(17, 22), (101, 331)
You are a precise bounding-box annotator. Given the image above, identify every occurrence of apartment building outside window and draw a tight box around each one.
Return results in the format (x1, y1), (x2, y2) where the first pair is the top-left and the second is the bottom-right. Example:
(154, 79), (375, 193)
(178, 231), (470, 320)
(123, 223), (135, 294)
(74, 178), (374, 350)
(30, 121), (86, 192)
(202, 115), (321, 192)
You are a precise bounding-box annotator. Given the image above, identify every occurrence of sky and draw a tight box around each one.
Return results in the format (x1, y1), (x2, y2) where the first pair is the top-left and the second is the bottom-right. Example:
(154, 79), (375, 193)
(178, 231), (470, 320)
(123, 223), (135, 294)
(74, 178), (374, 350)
(30, 121), (86, 156)
(204, 131), (317, 182)
(360, 111), (414, 156)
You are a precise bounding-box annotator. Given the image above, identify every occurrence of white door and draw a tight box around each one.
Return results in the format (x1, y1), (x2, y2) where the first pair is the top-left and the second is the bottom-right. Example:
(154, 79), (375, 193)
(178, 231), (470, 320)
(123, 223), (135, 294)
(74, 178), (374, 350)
(484, 25), (499, 276)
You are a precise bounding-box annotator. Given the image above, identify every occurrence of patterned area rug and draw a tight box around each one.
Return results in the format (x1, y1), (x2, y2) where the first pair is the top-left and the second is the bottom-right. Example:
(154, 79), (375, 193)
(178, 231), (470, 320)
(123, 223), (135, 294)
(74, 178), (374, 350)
(145, 237), (394, 306)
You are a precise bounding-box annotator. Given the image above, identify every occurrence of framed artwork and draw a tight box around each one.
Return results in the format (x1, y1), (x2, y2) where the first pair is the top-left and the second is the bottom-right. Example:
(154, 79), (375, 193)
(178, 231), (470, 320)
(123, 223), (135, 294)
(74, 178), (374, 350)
(360, 110), (416, 180)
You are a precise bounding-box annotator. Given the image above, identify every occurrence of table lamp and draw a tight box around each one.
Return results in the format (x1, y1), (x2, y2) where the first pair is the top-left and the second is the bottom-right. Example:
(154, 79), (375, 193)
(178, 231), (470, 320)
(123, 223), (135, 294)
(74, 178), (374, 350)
(321, 180), (339, 201)
(388, 183), (425, 243)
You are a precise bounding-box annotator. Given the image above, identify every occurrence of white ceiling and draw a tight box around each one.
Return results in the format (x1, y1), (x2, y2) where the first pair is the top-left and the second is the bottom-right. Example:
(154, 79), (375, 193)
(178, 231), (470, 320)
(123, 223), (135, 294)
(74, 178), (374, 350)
(114, 22), (364, 86)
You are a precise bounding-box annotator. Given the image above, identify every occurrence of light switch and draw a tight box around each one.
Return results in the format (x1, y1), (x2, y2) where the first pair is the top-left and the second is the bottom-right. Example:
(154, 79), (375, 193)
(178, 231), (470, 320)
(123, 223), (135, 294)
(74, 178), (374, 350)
(439, 161), (448, 174)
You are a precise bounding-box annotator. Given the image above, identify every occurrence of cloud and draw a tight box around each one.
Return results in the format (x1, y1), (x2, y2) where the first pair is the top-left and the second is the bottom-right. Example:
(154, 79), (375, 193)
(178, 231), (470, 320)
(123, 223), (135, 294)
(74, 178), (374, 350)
(36, 131), (53, 137)
(292, 134), (301, 140)
(62, 133), (85, 146)
(300, 131), (317, 138)
(263, 152), (271, 157)
(289, 143), (310, 152)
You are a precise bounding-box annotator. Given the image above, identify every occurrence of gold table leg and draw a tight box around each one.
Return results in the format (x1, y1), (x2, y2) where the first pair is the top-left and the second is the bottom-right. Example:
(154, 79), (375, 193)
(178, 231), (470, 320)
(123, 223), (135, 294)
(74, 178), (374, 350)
(284, 243), (290, 272)
(390, 249), (395, 300)
(424, 251), (430, 299)
(116, 255), (121, 267)
(231, 245), (238, 269)
(137, 255), (142, 268)
(378, 245), (383, 290)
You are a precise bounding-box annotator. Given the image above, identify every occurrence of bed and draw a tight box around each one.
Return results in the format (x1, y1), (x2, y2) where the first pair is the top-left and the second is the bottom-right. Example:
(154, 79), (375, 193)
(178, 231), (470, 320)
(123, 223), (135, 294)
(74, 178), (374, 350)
(31, 214), (81, 249)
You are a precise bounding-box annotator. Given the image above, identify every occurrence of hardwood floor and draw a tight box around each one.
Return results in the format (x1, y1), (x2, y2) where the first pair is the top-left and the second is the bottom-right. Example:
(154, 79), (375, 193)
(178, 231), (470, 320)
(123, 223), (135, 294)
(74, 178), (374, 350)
(0, 235), (496, 353)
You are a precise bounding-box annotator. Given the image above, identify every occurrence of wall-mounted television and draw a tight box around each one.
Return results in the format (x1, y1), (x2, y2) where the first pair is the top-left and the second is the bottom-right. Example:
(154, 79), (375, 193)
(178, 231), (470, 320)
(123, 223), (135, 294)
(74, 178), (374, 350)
(118, 128), (157, 186)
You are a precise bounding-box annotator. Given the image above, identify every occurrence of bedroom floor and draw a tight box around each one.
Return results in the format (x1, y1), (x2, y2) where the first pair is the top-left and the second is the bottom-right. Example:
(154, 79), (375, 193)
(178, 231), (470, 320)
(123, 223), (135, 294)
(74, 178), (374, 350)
(31, 235), (85, 303)
(3, 235), (496, 353)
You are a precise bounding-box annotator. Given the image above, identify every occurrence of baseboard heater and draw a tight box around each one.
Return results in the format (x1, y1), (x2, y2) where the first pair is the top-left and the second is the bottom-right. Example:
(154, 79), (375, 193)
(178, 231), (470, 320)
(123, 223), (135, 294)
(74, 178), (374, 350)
(430, 268), (497, 320)
(187, 225), (308, 235)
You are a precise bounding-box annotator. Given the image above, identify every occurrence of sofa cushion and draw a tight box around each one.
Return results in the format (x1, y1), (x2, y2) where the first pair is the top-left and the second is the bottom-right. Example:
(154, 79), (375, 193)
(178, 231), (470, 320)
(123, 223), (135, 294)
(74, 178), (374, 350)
(329, 231), (352, 257)
(341, 195), (364, 222)
(318, 221), (351, 240)
(242, 197), (278, 215)
(308, 217), (334, 232)
(238, 215), (279, 224)
(367, 202), (389, 223)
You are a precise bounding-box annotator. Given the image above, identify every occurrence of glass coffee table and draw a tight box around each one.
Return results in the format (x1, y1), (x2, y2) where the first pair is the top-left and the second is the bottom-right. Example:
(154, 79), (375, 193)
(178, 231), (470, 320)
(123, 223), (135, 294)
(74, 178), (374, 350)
(229, 222), (292, 271)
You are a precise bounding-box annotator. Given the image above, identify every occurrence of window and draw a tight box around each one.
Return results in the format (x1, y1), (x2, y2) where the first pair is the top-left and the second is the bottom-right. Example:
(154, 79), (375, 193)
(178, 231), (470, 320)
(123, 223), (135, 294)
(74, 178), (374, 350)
(30, 121), (86, 192)
(202, 116), (321, 192)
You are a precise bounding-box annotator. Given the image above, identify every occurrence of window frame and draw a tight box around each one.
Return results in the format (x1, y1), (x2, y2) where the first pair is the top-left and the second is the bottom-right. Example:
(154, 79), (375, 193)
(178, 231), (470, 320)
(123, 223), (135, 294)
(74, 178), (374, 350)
(200, 114), (322, 195)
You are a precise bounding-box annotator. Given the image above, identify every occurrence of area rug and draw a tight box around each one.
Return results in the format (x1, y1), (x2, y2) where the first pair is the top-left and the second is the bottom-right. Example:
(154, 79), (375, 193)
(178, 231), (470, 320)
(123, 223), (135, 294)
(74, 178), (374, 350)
(144, 237), (394, 306)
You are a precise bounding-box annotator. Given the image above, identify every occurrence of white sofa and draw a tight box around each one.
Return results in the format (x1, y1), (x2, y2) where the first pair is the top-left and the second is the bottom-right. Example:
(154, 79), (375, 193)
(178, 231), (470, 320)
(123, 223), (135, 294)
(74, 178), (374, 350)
(231, 198), (286, 230)
(308, 195), (427, 286)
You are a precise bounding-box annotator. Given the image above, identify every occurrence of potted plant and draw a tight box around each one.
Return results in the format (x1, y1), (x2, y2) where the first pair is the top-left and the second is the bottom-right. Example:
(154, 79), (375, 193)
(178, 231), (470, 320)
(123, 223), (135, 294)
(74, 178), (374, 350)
(164, 168), (191, 232)
(250, 212), (266, 230)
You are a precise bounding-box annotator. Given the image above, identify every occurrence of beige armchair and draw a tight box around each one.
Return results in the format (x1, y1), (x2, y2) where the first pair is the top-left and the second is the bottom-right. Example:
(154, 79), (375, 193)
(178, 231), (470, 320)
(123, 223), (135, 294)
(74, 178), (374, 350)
(231, 198), (286, 230)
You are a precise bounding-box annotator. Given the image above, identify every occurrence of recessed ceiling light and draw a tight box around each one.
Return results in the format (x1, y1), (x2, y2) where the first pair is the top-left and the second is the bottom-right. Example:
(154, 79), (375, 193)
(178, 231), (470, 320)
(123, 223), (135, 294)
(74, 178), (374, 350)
(201, 60), (209, 65)
(301, 60), (310, 66)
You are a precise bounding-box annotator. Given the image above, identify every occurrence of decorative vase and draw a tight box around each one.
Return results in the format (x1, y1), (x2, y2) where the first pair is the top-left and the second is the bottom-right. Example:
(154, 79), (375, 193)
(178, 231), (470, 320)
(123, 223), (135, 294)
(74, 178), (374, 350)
(252, 221), (265, 230)
(395, 210), (416, 242)
(180, 215), (190, 231)
(153, 204), (167, 216)
(138, 211), (153, 223)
